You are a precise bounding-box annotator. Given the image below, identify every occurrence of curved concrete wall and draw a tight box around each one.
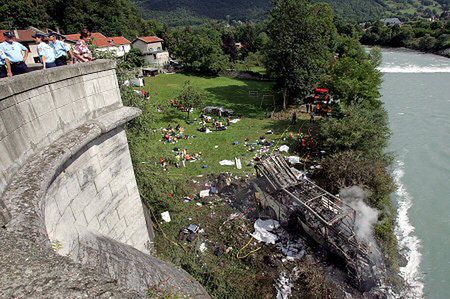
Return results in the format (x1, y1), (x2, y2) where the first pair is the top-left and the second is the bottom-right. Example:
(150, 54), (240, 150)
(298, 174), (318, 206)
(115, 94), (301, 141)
(0, 60), (121, 196)
(0, 62), (210, 298)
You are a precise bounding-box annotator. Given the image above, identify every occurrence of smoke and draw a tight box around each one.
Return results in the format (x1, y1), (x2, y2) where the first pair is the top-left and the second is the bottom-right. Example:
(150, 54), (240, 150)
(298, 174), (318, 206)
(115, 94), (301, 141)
(339, 186), (379, 248)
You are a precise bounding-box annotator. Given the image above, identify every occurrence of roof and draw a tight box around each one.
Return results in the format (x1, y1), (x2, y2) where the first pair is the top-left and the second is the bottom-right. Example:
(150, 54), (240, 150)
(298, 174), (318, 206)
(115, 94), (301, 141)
(65, 33), (130, 48)
(0, 29), (37, 43)
(382, 18), (402, 25)
(64, 32), (107, 42)
(133, 36), (164, 44)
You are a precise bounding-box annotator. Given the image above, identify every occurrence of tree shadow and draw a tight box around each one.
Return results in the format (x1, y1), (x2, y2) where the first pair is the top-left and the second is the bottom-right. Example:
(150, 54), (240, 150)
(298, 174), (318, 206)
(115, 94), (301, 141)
(205, 80), (279, 118)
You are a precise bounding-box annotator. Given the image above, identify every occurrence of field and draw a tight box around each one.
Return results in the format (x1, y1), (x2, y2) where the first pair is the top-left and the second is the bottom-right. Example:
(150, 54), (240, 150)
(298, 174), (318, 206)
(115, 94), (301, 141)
(133, 73), (308, 178)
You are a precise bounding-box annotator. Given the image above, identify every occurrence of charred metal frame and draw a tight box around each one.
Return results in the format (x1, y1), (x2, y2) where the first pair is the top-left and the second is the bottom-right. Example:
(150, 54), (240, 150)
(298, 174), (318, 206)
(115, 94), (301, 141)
(255, 155), (376, 291)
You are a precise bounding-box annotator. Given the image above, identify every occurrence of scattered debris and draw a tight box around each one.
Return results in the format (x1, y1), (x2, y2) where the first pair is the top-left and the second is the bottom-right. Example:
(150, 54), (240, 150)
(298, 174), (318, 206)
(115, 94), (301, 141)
(161, 211), (171, 223)
(251, 219), (280, 244)
(235, 157), (242, 170)
(279, 145), (289, 153)
(219, 160), (235, 166)
(199, 190), (210, 198)
(199, 242), (207, 253)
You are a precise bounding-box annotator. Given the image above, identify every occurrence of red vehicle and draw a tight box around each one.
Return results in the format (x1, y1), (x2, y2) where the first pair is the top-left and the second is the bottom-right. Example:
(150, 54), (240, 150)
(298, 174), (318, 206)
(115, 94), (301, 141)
(305, 87), (335, 115)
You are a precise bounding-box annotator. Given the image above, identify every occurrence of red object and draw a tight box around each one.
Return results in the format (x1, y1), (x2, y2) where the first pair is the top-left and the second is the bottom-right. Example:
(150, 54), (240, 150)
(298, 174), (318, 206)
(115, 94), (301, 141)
(315, 88), (329, 93)
(135, 36), (164, 43)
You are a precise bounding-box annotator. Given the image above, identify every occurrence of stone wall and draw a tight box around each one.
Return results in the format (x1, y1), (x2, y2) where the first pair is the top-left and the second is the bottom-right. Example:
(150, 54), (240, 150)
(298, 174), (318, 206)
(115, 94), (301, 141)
(0, 61), (210, 298)
(45, 127), (152, 254)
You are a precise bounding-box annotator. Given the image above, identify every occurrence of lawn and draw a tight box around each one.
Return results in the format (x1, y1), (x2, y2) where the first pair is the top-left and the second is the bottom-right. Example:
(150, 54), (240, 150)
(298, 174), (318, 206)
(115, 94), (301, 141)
(133, 73), (307, 178)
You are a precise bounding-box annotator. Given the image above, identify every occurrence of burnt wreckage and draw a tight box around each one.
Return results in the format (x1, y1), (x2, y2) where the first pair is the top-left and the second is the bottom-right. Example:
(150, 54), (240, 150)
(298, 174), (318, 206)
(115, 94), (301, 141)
(254, 155), (380, 291)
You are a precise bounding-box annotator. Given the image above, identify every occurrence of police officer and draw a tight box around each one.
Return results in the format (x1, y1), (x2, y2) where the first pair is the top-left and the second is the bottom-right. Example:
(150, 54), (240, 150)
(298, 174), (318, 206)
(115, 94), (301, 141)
(33, 33), (56, 69)
(0, 46), (12, 78)
(48, 32), (72, 66)
(0, 31), (29, 75)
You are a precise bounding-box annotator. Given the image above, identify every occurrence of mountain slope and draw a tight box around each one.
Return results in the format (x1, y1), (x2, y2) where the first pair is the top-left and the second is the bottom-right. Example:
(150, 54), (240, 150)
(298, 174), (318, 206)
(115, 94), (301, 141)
(138, 0), (387, 23)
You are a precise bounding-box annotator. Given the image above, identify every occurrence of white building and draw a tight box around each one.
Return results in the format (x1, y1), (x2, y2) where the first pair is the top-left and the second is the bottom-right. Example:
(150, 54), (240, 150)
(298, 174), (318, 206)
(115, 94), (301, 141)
(131, 36), (170, 68)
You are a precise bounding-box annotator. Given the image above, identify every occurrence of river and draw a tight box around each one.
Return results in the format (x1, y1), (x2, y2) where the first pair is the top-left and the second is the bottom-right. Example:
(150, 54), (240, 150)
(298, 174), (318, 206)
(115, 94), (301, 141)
(379, 48), (450, 299)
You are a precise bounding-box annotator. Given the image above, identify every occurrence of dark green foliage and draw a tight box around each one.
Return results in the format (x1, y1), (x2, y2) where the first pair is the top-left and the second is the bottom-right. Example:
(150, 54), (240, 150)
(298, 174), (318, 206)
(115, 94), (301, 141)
(0, 0), (148, 39)
(265, 0), (337, 105)
(170, 26), (229, 74)
(138, 0), (388, 23)
(361, 19), (450, 54)
(123, 48), (145, 69)
(176, 81), (206, 120)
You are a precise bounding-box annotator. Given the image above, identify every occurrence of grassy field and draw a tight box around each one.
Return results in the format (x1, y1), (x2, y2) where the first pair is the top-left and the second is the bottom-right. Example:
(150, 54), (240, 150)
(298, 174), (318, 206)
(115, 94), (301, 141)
(133, 73), (308, 178)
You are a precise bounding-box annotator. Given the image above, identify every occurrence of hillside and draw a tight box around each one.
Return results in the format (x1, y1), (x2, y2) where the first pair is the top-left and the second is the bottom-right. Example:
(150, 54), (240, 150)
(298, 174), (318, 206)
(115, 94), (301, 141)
(138, 0), (388, 23)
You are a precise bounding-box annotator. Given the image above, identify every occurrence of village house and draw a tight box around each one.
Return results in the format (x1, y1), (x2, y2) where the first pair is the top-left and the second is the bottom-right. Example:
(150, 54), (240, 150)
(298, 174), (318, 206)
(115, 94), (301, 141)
(382, 18), (403, 26)
(131, 36), (170, 68)
(65, 32), (131, 57)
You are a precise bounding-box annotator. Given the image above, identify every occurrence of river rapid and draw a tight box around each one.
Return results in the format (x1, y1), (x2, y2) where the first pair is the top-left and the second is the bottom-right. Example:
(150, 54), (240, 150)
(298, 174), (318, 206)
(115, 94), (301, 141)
(379, 48), (450, 299)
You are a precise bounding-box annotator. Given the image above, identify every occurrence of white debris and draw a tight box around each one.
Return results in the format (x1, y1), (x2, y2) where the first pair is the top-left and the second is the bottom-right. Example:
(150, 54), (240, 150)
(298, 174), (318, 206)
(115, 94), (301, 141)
(275, 268), (300, 299)
(205, 128), (212, 134)
(199, 242), (207, 253)
(219, 160), (235, 166)
(288, 156), (300, 164)
(279, 145), (289, 153)
(251, 218), (280, 244)
(161, 211), (171, 223)
(235, 157), (242, 169)
(230, 119), (240, 123)
(275, 272), (293, 299)
(199, 189), (210, 198)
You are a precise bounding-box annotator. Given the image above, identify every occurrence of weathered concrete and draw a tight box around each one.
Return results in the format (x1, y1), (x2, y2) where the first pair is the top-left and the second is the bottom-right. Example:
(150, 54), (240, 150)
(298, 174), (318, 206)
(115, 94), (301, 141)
(0, 61), (210, 298)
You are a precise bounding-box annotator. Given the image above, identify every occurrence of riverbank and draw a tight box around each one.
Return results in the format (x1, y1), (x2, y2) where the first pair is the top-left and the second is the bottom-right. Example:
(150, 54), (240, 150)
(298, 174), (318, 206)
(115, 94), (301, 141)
(379, 48), (450, 299)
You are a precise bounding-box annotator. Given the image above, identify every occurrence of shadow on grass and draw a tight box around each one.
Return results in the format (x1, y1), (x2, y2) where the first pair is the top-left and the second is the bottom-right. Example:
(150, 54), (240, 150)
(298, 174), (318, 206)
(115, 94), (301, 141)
(205, 81), (279, 118)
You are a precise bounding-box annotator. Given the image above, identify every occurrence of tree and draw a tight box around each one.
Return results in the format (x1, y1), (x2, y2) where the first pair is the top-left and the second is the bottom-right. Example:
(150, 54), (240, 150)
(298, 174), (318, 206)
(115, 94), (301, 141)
(265, 0), (337, 109)
(122, 48), (145, 69)
(418, 34), (437, 51)
(176, 81), (206, 121)
(172, 26), (229, 74)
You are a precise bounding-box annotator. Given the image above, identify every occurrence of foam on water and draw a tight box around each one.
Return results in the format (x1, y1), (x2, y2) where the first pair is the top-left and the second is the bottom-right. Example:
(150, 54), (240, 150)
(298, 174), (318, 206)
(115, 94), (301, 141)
(378, 66), (450, 73)
(393, 160), (424, 299)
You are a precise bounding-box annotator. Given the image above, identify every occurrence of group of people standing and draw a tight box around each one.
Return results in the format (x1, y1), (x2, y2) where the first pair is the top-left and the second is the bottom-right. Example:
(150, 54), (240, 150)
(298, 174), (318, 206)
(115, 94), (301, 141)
(0, 28), (94, 78)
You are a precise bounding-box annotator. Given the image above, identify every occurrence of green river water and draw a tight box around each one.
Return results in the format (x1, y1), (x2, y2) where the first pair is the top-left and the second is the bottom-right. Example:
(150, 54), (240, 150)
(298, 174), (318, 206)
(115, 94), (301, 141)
(379, 48), (450, 299)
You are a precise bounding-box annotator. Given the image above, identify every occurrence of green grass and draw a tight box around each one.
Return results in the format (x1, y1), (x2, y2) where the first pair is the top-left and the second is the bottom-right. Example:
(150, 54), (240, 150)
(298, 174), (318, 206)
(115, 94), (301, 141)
(134, 73), (306, 178)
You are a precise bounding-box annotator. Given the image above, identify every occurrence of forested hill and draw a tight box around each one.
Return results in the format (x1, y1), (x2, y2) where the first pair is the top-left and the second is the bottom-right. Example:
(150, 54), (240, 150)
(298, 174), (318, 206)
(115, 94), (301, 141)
(138, 0), (387, 23)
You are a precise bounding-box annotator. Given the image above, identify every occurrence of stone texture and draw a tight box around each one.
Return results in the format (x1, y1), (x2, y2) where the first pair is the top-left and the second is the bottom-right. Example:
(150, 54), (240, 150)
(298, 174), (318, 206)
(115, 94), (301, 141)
(0, 61), (210, 298)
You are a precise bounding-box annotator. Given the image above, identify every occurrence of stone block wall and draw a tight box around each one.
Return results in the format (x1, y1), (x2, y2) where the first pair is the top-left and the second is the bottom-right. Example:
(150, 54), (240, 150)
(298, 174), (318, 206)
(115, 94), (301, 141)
(0, 60), (121, 196)
(45, 127), (153, 253)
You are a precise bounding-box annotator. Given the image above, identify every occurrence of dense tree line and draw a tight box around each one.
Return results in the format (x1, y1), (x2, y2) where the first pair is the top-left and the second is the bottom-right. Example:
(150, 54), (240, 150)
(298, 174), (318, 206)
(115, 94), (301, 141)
(362, 20), (450, 53)
(0, 0), (165, 39)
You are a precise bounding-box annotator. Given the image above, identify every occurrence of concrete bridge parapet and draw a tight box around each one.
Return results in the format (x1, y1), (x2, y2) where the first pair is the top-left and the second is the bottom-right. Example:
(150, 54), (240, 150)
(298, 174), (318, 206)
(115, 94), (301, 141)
(0, 61), (210, 298)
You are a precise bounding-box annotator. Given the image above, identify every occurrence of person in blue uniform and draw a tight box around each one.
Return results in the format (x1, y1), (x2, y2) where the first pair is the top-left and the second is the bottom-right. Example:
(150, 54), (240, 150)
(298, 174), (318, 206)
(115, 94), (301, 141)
(33, 33), (56, 69)
(0, 46), (12, 78)
(0, 31), (29, 75)
(48, 32), (72, 66)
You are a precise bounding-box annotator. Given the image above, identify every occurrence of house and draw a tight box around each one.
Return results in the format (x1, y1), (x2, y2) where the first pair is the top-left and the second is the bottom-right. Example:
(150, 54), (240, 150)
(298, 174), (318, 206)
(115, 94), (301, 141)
(65, 32), (131, 57)
(0, 28), (46, 65)
(382, 18), (403, 26)
(131, 36), (170, 68)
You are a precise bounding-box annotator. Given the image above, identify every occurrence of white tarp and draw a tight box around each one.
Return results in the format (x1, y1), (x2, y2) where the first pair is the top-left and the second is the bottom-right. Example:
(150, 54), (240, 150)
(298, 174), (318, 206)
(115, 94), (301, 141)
(219, 160), (235, 166)
(251, 218), (280, 244)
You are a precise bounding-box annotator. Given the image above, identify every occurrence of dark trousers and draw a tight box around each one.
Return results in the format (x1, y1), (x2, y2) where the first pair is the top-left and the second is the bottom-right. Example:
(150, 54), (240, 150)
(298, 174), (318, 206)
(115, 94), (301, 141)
(46, 62), (57, 69)
(11, 62), (28, 75)
(55, 56), (68, 66)
(0, 65), (7, 78)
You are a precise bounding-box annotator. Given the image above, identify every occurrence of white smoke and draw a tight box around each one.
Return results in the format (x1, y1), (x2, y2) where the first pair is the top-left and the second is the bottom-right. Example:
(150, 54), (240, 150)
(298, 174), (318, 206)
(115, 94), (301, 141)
(339, 186), (379, 247)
